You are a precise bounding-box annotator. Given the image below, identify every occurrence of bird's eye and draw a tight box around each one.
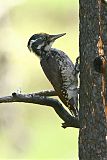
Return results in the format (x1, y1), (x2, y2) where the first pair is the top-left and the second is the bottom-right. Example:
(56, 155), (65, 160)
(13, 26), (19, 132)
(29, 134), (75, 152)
(43, 37), (47, 41)
(44, 35), (50, 44)
(45, 35), (49, 40)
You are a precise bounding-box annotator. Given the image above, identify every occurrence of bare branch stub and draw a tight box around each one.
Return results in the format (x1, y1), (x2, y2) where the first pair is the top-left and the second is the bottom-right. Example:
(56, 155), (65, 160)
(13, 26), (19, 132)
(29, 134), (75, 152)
(0, 92), (79, 128)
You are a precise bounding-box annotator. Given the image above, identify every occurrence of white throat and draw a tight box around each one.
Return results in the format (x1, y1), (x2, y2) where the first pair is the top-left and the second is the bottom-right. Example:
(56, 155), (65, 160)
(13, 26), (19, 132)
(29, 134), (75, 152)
(44, 42), (54, 51)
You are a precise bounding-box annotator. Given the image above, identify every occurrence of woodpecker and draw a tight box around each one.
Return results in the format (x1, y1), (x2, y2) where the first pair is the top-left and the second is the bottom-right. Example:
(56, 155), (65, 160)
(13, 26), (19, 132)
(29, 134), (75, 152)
(27, 33), (79, 117)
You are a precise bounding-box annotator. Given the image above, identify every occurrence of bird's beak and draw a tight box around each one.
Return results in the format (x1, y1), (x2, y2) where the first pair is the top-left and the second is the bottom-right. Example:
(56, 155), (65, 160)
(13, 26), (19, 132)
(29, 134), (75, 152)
(49, 33), (66, 41)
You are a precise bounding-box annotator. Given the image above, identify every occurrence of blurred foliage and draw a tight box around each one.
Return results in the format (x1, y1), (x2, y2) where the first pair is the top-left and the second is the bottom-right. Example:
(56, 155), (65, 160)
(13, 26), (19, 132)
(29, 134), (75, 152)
(0, 0), (79, 159)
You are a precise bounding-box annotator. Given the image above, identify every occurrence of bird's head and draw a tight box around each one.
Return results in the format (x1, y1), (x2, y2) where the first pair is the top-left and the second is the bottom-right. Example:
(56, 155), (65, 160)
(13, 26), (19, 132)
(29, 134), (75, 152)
(27, 33), (66, 57)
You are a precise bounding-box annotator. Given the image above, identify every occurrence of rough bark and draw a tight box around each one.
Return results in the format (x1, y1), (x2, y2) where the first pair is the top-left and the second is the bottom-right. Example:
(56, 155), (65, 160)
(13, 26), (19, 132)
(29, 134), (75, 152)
(79, 0), (107, 159)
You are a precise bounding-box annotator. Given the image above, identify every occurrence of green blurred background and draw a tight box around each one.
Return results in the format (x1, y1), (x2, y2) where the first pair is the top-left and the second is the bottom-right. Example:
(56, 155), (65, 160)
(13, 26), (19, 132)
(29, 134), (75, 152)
(0, 0), (79, 159)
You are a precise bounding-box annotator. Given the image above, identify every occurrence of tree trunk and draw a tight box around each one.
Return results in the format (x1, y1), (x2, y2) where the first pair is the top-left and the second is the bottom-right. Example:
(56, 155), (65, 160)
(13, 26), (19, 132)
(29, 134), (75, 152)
(79, 0), (107, 159)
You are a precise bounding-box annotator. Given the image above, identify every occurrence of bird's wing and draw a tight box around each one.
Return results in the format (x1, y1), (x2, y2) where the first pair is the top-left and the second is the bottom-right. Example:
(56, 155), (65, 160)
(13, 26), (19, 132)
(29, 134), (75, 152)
(40, 49), (78, 116)
(40, 50), (63, 92)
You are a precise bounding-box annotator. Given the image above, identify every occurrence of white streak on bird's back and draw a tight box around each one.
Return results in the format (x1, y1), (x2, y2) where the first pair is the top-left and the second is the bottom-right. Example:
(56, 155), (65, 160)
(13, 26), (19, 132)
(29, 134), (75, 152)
(51, 48), (78, 101)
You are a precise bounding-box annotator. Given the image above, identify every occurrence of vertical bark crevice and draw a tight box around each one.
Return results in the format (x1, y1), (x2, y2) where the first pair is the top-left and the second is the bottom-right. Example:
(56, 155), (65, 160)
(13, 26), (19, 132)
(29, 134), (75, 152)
(101, 0), (107, 118)
(79, 0), (107, 159)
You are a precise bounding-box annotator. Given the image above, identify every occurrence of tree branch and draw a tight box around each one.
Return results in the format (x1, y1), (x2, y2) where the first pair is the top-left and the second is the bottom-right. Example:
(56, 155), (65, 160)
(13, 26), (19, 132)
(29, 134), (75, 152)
(31, 89), (57, 97)
(0, 92), (79, 128)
